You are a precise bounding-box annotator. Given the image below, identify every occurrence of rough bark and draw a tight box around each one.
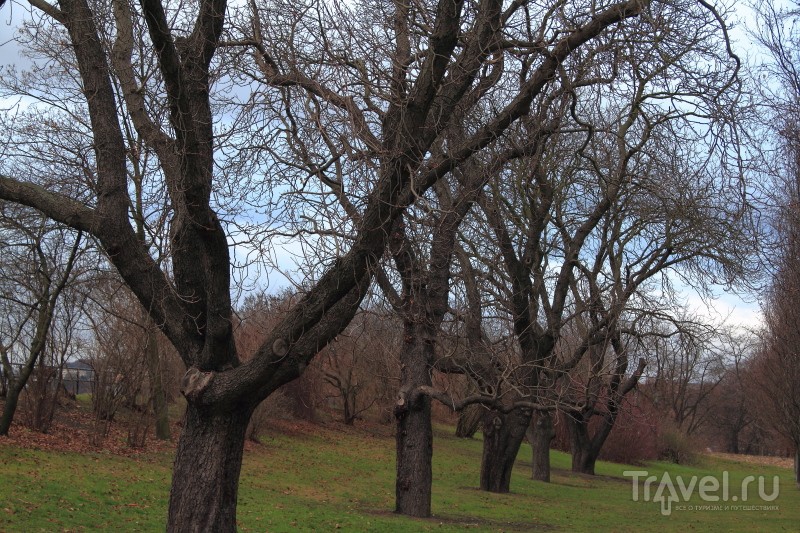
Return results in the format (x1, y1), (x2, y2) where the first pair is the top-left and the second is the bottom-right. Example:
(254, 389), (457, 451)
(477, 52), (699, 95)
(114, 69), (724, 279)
(530, 411), (555, 482)
(480, 407), (532, 492)
(394, 330), (434, 517)
(167, 402), (253, 532)
(388, 147), (483, 516)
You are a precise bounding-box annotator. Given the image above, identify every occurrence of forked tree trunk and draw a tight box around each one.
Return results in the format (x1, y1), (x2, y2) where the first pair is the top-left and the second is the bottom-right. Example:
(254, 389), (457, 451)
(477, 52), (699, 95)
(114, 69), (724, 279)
(480, 407), (532, 492)
(395, 334), (433, 517)
(530, 411), (555, 482)
(567, 413), (598, 475)
(566, 359), (645, 476)
(167, 402), (253, 532)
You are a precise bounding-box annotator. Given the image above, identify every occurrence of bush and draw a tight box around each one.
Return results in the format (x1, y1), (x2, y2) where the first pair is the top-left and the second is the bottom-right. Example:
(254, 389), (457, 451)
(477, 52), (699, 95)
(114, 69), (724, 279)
(552, 393), (662, 465)
(658, 428), (698, 465)
(598, 394), (661, 464)
(19, 364), (63, 433)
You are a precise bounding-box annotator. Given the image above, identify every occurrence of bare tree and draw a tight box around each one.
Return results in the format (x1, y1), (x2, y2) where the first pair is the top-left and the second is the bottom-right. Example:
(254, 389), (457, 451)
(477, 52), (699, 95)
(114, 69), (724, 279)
(82, 275), (174, 445)
(562, 332), (646, 475)
(319, 308), (399, 425)
(750, 0), (800, 488)
(645, 323), (730, 436)
(18, 283), (86, 433)
(754, 146), (800, 485)
(0, 0), (592, 525)
(0, 0), (753, 529)
(0, 206), (86, 436)
(419, 0), (754, 488)
(225, 0), (651, 518)
(705, 334), (757, 454)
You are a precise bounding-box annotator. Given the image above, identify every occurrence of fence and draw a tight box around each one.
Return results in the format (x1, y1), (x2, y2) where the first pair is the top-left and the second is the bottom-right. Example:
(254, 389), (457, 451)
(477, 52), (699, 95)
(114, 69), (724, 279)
(0, 362), (96, 396)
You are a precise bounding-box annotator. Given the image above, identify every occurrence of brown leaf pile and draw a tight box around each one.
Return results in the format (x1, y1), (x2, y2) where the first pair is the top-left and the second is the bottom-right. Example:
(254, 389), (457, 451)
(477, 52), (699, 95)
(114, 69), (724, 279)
(0, 398), (177, 457)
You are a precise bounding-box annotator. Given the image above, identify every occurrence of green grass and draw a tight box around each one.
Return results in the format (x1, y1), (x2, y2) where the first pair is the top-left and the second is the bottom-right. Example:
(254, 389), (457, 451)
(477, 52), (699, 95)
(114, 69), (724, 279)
(1, 423), (798, 531)
(74, 394), (93, 406)
(0, 447), (171, 530)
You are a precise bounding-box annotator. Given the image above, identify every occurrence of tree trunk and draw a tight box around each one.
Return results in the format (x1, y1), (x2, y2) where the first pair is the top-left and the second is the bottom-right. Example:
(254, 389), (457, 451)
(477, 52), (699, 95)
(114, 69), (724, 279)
(145, 324), (171, 441)
(567, 413), (597, 475)
(530, 411), (555, 482)
(0, 368), (7, 398)
(394, 333), (433, 517)
(455, 403), (483, 438)
(479, 407), (532, 492)
(0, 360), (36, 437)
(0, 383), (22, 436)
(343, 393), (356, 425)
(728, 431), (740, 454)
(167, 402), (253, 532)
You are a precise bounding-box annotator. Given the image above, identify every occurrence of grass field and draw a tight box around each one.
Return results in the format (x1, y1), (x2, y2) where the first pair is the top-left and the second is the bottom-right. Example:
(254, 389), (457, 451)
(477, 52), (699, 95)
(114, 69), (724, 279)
(1, 421), (797, 531)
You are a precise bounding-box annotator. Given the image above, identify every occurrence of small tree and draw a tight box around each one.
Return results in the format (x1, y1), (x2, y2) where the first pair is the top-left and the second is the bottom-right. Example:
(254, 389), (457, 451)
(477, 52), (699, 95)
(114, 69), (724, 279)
(562, 333), (647, 475)
(0, 206), (86, 436)
(19, 295), (85, 433)
(320, 309), (399, 425)
(86, 290), (149, 443)
(645, 325), (730, 436)
(706, 364), (752, 454)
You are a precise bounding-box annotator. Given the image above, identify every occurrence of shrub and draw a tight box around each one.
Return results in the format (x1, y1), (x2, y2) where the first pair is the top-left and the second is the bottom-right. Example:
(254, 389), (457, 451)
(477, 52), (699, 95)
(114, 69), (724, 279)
(552, 393), (662, 465)
(597, 400), (661, 464)
(658, 428), (699, 465)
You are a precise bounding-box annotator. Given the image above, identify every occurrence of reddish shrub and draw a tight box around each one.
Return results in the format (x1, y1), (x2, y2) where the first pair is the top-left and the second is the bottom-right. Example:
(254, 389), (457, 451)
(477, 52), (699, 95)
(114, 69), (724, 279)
(599, 394), (661, 464)
(553, 392), (661, 465)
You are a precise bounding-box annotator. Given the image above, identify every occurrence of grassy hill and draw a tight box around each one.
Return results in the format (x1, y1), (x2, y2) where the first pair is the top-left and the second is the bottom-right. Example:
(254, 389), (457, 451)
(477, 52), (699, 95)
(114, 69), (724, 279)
(0, 419), (797, 531)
